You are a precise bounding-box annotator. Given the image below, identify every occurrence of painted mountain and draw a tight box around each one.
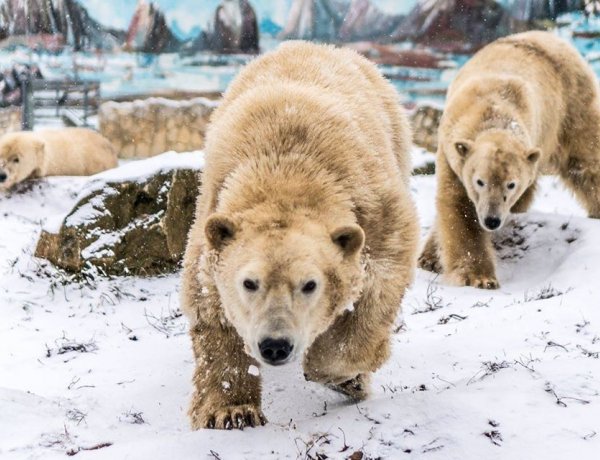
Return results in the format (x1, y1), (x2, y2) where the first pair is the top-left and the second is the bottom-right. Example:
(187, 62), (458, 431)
(125, 0), (180, 53)
(0, 0), (124, 51)
(280, 0), (402, 42)
(392, 0), (511, 50)
(340, 0), (402, 40)
(505, 0), (584, 22)
(393, 0), (586, 51)
(185, 0), (259, 54)
(213, 0), (259, 53)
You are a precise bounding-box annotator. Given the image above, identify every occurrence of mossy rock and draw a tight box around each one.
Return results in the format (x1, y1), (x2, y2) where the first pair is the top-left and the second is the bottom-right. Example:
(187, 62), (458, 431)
(36, 153), (202, 276)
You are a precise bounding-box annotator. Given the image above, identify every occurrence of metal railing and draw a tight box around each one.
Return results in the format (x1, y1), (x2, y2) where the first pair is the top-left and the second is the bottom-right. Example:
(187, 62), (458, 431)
(21, 78), (101, 130)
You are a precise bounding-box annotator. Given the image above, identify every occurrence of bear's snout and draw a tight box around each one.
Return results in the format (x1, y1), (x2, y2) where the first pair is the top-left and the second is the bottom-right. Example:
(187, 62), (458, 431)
(258, 337), (293, 366)
(0, 171), (7, 183)
(483, 216), (502, 231)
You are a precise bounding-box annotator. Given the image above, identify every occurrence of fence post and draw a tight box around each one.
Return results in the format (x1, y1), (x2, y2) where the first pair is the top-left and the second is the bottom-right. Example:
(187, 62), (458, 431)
(21, 77), (34, 131)
(83, 82), (89, 126)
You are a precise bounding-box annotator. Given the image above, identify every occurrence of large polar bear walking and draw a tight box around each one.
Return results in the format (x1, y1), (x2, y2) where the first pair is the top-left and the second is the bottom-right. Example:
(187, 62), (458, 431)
(0, 128), (117, 190)
(420, 31), (600, 289)
(181, 41), (419, 429)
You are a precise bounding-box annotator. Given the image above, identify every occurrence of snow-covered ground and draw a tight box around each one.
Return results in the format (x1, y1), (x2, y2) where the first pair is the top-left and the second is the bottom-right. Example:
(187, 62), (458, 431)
(1, 162), (599, 459)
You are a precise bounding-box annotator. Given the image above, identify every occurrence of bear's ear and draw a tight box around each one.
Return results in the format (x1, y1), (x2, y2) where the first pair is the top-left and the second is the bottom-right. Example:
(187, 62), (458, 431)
(526, 148), (541, 164)
(331, 225), (365, 258)
(454, 140), (472, 157)
(205, 214), (237, 251)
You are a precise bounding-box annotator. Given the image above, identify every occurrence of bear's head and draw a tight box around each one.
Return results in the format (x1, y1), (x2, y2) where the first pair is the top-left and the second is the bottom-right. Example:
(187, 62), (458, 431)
(204, 213), (365, 366)
(0, 134), (44, 190)
(450, 130), (540, 231)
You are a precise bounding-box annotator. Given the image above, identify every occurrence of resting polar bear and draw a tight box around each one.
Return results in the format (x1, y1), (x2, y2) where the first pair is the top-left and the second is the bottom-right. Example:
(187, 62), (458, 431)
(181, 41), (418, 429)
(420, 31), (600, 289)
(0, 128), (117, 190)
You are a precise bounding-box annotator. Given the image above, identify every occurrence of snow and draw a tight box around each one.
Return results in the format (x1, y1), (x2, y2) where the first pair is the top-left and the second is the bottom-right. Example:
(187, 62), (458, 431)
(101, 96), (220, 112)
(248, 365), (261, 377)
(89, 151), (204, 187)
(1, 161), (600, 459)
(411, 145), (436, 171)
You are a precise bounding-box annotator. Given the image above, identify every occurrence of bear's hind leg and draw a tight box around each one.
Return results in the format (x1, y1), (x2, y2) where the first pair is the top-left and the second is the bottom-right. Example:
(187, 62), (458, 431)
(418, 226), (443, 273)
(561, 156), (600, 218)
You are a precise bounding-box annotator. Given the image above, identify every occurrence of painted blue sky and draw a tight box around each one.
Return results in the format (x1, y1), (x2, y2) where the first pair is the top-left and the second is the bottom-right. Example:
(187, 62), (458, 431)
(80, 0), (418, 38)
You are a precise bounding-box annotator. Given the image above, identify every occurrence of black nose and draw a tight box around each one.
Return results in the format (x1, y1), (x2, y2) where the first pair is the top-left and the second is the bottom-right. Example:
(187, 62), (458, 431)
(484, 216), (501, 230)
(258, 338), (293, 365)
(0, 172), (6, 183)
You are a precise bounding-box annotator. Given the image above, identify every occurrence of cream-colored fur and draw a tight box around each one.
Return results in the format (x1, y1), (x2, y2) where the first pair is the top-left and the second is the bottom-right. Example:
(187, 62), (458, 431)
(420, 31), (600, 289)
(0, 128), (118, 190)
(181, 41), (418, 430)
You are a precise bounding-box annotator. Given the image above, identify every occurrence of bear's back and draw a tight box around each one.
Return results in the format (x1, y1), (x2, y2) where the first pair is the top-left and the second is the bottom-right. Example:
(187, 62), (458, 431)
(38, 128), (117, 176)
(210, 41), (412, 182)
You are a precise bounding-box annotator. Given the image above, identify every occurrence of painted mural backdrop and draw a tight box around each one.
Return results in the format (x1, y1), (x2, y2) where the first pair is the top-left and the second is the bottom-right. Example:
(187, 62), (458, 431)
(0, 1), (598, 101)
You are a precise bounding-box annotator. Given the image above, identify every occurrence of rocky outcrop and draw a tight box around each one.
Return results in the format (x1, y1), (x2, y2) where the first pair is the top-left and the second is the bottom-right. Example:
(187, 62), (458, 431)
(508, 0), (583, 22)
(339, 0), (402, 41)
(280, 0), (402, 42)
(186, 0), (259, 54)
(35, 152), (203, 277)
(124, 0), (180, 54)
(393, 0), (585, 51)
(411, 104), (443, 153)
(0, 0), (124, 51)
(213, 0), (259, 53)
(98, 97), (218, 159)
(393, 0), (511, 51)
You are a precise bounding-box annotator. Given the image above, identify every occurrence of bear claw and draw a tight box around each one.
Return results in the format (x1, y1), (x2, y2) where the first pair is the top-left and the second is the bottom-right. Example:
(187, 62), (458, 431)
(447, 271), (499, 290)
(418, 253), (443, 274)
(326, 373), (370, 401)
(193, 404), (267, 430)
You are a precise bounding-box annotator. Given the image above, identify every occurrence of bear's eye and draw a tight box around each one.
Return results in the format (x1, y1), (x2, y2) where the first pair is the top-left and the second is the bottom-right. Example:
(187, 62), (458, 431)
(476, 179), (485, 187)
(301, 280), (317, 294)
(11, 157), (19, 163)
(243, 279), (259, 292)
(507, 182), (516, 190)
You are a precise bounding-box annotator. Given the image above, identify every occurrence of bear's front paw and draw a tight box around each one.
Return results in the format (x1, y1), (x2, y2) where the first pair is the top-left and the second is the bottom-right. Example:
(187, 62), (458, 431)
(190, 403), (267, 430)
(418, 251), (442, 274)
(446, 270), (499, 290)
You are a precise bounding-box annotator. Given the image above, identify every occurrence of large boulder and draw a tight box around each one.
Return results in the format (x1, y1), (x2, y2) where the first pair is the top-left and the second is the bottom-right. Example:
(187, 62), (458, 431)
(35, 152), (203, 276)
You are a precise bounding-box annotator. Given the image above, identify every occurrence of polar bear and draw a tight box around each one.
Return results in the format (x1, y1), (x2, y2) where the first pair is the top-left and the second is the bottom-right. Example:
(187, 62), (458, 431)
(0, 128), (117, 190)
(419, 31), (600, 289)
(180, 41), (419, 430)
